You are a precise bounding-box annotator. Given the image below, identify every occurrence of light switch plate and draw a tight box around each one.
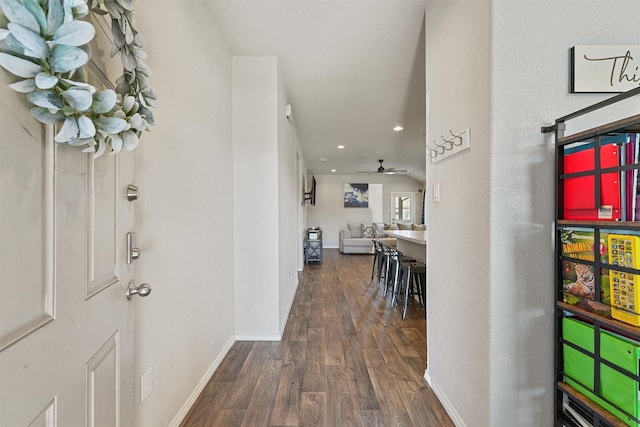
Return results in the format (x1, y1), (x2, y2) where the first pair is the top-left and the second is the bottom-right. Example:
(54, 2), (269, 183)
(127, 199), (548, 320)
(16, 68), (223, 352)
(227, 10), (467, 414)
(432, 183), (441, 203)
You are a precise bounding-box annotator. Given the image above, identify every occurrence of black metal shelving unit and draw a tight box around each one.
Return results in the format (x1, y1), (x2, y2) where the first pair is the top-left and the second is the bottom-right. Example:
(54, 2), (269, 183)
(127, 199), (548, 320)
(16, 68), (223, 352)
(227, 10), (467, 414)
(544, 87), (640, 427)
(304, 228), (322, 264)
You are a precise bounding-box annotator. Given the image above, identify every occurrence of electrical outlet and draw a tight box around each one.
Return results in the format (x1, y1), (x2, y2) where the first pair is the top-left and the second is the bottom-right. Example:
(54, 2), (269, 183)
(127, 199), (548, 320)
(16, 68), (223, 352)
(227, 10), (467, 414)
(141, 368), (152, 402)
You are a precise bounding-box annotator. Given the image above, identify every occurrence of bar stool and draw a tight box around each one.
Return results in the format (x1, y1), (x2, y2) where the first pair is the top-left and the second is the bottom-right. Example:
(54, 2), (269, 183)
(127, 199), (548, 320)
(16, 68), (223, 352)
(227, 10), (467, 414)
(386, 246), (400, 301)
(370, 240), (384, 286)
(388, 249), (417, 308)
(378, 242), (393, 293)
(398, 255), (425, 319)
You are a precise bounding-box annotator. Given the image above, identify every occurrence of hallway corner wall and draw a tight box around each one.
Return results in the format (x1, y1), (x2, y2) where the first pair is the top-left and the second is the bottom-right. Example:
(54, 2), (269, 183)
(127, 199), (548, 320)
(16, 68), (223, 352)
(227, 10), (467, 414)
(133, 3), (236, 426)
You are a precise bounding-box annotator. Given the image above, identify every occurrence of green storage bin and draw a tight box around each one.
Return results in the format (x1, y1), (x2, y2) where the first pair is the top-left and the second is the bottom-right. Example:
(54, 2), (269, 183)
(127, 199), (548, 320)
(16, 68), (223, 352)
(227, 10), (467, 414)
(562, 316), (640, 426)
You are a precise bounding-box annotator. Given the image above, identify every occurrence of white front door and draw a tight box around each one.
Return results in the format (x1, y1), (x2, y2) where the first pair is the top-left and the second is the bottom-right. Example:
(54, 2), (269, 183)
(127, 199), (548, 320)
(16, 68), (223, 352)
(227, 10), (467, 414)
(0, 69), (139, 425)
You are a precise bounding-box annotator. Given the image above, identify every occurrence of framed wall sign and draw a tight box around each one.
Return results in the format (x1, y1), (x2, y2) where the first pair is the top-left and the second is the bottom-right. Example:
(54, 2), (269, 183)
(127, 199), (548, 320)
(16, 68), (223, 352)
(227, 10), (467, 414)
(571, 46), (640, 93)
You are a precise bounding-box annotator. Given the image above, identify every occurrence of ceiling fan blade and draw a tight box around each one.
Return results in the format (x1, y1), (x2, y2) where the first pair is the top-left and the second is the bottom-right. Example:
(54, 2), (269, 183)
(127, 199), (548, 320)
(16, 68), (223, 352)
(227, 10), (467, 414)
(356, 160), (407, 174)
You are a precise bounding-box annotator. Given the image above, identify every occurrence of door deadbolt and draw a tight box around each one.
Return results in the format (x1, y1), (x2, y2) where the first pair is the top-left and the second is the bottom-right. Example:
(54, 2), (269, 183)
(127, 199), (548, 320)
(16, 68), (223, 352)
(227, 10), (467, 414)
(127, 184), (139, 201)
(127, 232), (140, 264)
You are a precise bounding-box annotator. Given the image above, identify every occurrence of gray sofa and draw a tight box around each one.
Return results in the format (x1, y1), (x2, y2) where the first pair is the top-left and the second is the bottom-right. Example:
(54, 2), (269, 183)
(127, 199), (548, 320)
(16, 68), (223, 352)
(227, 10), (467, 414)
(339, 222), (397, 254)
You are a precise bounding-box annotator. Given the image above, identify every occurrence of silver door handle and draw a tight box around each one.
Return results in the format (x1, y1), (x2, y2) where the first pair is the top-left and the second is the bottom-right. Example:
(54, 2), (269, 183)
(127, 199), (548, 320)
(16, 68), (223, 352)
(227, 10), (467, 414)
(127, 282), (152, 300)
(127, 232), (140, 264)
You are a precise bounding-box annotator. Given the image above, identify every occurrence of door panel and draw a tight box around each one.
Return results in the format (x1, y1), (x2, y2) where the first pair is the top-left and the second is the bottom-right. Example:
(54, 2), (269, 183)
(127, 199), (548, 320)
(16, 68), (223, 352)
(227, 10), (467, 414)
(0, 81), (54, 351)
(0, 9), (137, 424)
(87, 153), (120, 297)
(27, 399), (56, 427)
(87, 332), (119, 427)
(0, 88), (136, 427)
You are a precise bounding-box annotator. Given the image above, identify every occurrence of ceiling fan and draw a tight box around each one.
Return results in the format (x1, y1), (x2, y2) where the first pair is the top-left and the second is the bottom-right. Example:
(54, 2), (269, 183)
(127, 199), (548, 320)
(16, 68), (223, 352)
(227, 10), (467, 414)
(356, 159), (408, 175)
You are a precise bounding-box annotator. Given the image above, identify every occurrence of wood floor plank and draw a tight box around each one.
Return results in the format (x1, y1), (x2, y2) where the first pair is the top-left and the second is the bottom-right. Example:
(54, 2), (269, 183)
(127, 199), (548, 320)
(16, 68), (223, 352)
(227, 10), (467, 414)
(302, 328), (327, 392)
(354, 409), (383, 427)
(180, 249), (453, 427)
(300, 392), (326, 426)
(307, 297), (324, 329)
(210, 409), (246, 427)
(326, 366), (356, 427)
(403, 378), (456, 427)
(344, 344), (380, 410)
(270, 364), (302, 426)
(402, 327), (427, 361)
(241, 359), (283, 427)
(211, 341), (253, 382)
(288, 313), (309, 342)
(361, 348), (414, 426)
(179, 381), (234, 427)
(222, 345), (269, 410)
(324, 322), (346, 366)
(388, 326), (420, 358)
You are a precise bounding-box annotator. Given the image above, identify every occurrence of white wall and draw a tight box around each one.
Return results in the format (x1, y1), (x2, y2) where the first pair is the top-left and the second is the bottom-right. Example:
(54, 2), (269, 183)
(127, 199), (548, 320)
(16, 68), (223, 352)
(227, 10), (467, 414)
(490, 1), (640, 426)
(298, 154), (308, 271)
(424, 2), (491, 426)
(277, 67), (304, 332)
(307, 174), (423, 247)
(426, 0), (640, 426)
(133, 3), (235, 426)
(233, 57), (280, 339)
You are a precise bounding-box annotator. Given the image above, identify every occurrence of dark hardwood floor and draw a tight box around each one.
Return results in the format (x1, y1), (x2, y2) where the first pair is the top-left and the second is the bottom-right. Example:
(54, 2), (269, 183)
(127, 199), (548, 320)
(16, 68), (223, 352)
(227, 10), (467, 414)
(180, 249), (454, 427)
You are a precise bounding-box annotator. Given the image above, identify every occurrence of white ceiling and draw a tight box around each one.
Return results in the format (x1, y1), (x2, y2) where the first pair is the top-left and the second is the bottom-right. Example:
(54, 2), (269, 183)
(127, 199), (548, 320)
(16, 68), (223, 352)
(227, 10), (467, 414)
(204, 0), (427, 182)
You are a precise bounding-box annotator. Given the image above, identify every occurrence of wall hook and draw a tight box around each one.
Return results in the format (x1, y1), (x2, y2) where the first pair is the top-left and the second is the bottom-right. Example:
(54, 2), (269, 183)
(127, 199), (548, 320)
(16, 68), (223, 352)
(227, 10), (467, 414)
(439, 136), (454, 150)
(427, 141), (441, 158)
(432, 140), (446, 154)
(449, 130), (464, 146)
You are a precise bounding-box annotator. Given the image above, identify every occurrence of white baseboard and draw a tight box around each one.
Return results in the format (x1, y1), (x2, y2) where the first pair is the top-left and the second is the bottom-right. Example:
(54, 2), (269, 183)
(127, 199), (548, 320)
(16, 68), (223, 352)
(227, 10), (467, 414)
(425, 369), (467, 427)
(235, 334), (282, 341)
(168, 336), (236, 427)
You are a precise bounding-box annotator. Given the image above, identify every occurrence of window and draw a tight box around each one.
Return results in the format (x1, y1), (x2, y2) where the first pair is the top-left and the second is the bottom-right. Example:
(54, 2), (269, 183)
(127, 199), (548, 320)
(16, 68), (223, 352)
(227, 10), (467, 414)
(391, 192), (415, 223)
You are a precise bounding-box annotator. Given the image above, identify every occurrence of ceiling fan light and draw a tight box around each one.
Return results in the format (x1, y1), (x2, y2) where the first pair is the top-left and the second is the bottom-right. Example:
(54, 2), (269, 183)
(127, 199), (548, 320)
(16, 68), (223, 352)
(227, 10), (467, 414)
(393, 126), (403, 131)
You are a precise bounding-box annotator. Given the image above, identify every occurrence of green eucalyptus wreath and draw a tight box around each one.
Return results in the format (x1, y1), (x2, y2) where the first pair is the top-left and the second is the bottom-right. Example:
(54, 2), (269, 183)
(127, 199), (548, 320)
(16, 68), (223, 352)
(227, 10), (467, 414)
(0, 0), (156, 158)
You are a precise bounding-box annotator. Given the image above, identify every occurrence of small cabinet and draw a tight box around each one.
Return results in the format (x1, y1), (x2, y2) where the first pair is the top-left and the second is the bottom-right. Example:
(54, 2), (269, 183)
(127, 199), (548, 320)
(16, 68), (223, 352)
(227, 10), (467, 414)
(304, 228), (322, 264)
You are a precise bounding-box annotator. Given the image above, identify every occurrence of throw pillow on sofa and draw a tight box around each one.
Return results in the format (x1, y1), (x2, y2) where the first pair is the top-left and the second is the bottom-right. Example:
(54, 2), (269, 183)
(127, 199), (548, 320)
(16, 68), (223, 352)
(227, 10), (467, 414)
(348, 222), (363, 238)
(361, 224), (374, 238)
(373, 222), (386, 238)
(384, 223), (399, 230)
(412, 224), (426, 231)
(398, 223), (413, 230)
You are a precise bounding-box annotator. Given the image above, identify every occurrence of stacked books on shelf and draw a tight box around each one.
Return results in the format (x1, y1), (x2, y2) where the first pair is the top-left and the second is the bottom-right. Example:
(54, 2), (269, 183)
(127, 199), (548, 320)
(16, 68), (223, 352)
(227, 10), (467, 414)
(560, 228), (611, 316)
(608, 233), (640, 326)
(561, 228), (640, 325)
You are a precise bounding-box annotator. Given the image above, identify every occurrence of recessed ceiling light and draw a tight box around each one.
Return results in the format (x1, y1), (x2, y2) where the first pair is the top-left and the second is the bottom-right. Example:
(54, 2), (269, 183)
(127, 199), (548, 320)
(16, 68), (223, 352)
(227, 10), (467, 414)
(318, 157), (329, 162)
(337, 145), (345, 149)
(393, 126), (404, 131)
(331, 169), (336, 172)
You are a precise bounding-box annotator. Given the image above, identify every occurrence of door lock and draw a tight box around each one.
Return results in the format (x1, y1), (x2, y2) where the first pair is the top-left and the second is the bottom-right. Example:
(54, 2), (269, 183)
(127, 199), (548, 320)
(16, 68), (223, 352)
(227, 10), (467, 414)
(127, 184), (139, 201)
(127, 232), (140, 264)
(127, 282), (152, 300)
